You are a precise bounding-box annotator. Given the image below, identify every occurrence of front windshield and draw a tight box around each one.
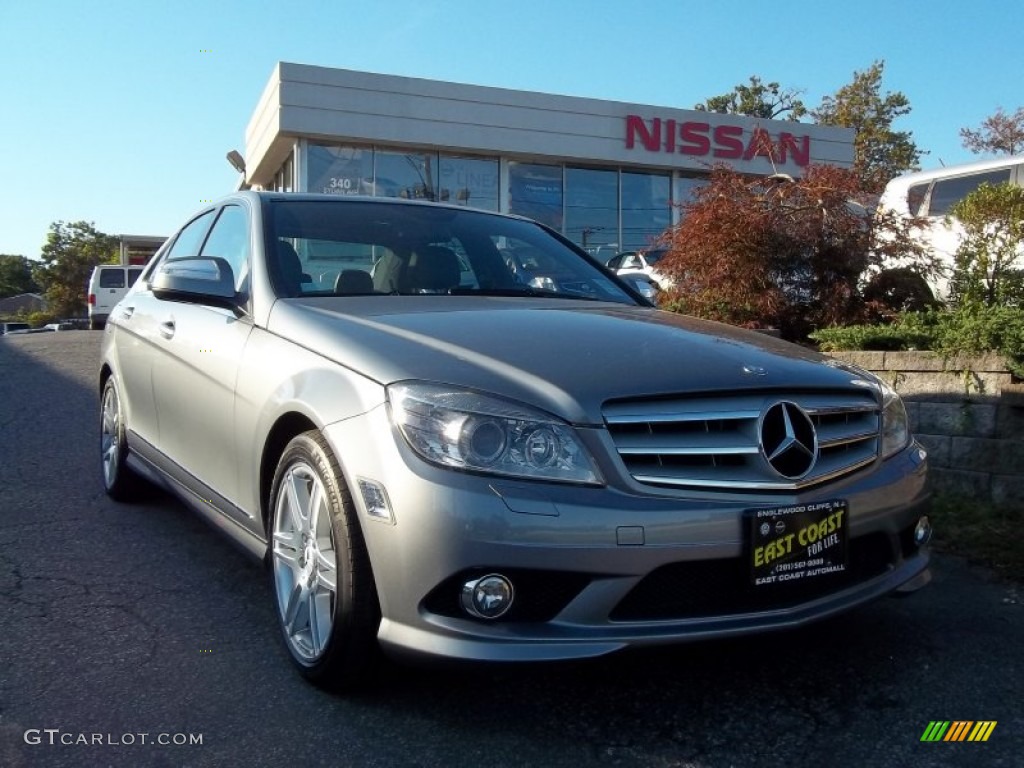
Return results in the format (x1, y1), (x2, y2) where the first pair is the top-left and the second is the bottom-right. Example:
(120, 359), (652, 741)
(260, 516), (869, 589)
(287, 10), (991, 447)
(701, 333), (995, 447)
(265, 199), (637, 304)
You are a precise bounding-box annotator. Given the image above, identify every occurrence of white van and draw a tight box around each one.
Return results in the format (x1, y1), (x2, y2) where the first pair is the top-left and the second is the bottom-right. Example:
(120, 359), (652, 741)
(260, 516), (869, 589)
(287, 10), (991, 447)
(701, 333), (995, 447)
(88, 265), (144, 329)
(877, 156), (1024, 299)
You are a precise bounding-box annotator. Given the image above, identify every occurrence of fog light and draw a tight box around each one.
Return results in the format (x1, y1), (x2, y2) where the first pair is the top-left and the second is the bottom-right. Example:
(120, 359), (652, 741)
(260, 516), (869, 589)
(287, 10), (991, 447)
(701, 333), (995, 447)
(914, 516), (932, 547)
(461, 574), (514, 619)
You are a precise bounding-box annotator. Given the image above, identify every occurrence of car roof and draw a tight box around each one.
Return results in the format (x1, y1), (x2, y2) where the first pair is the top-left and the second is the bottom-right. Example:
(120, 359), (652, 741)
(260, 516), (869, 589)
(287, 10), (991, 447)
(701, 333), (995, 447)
(887, 155), (1024, 187)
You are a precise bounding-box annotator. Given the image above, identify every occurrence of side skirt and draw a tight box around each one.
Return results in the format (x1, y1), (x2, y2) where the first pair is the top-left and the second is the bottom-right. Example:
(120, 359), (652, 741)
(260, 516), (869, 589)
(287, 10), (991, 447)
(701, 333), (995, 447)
(126, 432), (268, 563)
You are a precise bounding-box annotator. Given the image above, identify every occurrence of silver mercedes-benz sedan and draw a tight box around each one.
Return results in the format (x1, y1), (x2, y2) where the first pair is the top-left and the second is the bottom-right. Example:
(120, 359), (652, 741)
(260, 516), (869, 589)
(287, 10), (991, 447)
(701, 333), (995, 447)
(99, 192), (931, 689)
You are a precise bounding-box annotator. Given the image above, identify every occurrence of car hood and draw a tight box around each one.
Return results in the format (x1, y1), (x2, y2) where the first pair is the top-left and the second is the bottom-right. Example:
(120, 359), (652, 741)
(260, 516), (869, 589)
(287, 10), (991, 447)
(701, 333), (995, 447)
(267, 297), (876, 425)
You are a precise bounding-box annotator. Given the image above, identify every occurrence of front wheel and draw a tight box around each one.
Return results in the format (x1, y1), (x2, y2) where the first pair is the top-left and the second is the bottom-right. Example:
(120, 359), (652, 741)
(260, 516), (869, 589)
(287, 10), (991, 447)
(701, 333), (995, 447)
(269, 431), (381, 690)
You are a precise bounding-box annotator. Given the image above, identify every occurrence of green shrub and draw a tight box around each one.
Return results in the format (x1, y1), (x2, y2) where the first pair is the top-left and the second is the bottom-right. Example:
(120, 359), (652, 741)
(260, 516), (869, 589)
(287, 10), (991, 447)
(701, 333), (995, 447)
(811, 305), (1024, 379)
(25, 310), (60, 328)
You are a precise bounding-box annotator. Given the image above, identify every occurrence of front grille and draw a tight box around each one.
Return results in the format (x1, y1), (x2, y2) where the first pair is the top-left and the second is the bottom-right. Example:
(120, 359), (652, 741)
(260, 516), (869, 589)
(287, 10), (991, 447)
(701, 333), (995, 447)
(610, 532), (897, 622)
(604, 390), (880, 491)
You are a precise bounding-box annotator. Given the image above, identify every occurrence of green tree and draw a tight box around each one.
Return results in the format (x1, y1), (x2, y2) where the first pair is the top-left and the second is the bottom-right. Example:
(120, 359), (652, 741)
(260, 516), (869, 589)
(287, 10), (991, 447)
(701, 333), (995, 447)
(948, 182), (1024, 308)
(33, 221), (118, 317)
(960, 107), (1024, 156)
(811, 61), (922, 193)
(696, 75), (807, 121)
(0, 254), (39, 298)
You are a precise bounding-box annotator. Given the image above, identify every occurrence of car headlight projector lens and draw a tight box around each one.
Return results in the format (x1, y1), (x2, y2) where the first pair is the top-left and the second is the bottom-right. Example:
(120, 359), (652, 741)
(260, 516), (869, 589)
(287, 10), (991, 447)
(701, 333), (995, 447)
(389, 382), (601, 484)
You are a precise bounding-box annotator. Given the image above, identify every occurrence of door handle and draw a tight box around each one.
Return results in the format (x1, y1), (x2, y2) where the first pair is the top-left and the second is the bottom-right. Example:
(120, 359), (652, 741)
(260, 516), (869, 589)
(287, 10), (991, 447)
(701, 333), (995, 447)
(159, 319), (176, 339)
(119, 306), (135, 320)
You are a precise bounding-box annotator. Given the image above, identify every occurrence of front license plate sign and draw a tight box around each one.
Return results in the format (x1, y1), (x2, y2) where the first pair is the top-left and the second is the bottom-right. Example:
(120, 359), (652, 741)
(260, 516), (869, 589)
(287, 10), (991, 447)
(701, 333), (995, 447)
(748, 499), (849, 586)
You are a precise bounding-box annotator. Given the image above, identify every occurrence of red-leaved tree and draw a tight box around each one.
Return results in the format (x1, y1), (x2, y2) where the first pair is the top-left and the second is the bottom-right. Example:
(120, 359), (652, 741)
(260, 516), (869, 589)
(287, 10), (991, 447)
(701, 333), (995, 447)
(657, 163), (936, 340)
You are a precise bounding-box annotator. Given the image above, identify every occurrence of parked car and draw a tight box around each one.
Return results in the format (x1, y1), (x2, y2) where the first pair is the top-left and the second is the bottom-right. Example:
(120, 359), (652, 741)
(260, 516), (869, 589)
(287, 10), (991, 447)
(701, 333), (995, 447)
(100, 192), (931, 690)
(88, 265), (145, 329)
(1, 321), (31, 335)
(607, 247), (672, 289)
(876, 155), (1024, 299)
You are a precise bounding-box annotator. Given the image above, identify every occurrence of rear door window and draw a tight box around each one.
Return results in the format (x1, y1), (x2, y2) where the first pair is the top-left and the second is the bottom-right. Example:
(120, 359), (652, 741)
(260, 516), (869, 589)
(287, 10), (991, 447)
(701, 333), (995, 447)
(128, 268), (144, 286)
(99, 269), (125, 288)
(928, 169), (1013, 216)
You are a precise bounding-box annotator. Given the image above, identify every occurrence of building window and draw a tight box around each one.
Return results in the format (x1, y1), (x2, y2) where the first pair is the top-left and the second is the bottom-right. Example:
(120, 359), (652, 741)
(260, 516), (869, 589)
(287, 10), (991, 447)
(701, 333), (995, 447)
(272, 152), (295, 192)
(621, 172), (671, 252)
(509, 162), (563, 232)
(307, 144), (375, 195)
(439, 156), (499, 210)
(565, 167), (619, 256)
(375, 150), (438, 200)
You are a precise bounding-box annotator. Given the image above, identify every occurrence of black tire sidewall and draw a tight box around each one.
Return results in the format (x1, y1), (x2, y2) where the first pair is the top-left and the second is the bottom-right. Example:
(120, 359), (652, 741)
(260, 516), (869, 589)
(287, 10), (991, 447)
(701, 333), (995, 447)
(268, 431), (380, 689)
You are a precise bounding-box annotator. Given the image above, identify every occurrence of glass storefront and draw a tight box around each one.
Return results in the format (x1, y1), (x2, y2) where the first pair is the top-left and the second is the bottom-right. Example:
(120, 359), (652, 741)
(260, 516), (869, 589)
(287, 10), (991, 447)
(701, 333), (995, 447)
(622, 172), (671, 252)
(304, 141), (689, 256)
(306, 143), (500, 209)
(438, 156), (499, 210)
(307, 144), (375, 196)
(565, 167), (618, 254)
(508, 162), (563, 231)
(272, 151), (295, 193)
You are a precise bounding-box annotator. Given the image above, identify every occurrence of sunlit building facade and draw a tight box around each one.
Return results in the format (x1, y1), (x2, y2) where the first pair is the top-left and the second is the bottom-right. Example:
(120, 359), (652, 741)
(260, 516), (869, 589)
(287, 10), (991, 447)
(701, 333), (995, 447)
(242, 63), (855, 255)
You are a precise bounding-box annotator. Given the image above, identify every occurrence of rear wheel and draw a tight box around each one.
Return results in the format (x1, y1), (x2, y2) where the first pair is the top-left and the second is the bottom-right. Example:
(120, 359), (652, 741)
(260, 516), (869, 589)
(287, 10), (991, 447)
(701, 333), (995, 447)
(100, 377), (146, 501)
(269, 431), (381, 690)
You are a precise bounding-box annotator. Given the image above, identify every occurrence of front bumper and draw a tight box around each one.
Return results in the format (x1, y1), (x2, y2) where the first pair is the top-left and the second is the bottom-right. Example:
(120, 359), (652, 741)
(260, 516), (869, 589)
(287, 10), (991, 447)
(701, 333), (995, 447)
(326, 409), (931, 663)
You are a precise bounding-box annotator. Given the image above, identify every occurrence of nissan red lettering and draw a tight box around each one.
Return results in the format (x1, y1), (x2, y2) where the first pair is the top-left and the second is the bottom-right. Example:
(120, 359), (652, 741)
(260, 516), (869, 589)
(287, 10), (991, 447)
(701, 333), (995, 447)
(712, 125), (744, 159)
(679, 122), (711, 156)
(624, 115), (812, 167)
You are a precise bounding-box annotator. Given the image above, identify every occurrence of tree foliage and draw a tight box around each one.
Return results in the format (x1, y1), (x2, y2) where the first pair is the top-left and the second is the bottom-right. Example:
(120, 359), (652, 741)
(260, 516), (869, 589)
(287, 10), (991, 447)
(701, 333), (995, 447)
(0, 254), (39, 298)
(947, 182), (1024, 308)
(695, 75), (807, 121)
(33, 221), (118, 317)
(656, 163), (934, 340)
(811, 60), (922, 192)
(960, 107), (1024, 156)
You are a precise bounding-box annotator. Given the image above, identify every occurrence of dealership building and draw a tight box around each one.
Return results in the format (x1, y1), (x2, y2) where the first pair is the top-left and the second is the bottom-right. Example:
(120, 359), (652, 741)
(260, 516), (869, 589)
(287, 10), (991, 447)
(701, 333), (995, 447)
(241, 63), (855, 254)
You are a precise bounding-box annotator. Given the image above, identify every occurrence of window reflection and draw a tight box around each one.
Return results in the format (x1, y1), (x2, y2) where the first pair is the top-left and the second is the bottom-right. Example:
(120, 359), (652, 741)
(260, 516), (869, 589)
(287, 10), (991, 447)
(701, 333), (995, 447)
(509, 163), (563, 231)
(439, 156), (499, 210)
(307, 144), (374, 195)
(566, 168), (618, 255)
(375, 150), (438, 200)
(622, 172), (671, 251)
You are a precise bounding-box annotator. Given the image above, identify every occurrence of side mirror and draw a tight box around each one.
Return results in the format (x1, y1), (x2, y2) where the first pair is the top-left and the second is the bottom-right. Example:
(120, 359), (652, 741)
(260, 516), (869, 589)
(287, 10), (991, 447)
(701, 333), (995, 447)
(151, 257), (237, 305)
(625, 275), (659, 301)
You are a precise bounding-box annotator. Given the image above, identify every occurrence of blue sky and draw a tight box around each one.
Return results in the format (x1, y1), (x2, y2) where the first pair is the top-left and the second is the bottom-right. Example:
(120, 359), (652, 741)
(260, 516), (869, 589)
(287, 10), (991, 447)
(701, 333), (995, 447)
(1, 0), (1021, 260)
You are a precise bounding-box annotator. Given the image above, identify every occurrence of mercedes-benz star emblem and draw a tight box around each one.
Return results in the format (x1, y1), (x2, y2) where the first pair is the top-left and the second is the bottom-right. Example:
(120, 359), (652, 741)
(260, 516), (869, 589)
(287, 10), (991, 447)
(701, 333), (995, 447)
(760, 401), (818, 479)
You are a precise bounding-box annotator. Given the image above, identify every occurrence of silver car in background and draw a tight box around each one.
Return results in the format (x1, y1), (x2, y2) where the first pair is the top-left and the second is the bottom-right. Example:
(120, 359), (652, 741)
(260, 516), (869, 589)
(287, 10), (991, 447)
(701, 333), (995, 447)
(99, 192), (931, 690)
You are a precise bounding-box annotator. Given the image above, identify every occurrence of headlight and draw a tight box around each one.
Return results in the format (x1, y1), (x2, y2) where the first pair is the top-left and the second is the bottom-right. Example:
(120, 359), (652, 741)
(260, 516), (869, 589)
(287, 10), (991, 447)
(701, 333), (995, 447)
(388, 382), (601, 484)
(880, 381), (910, 459)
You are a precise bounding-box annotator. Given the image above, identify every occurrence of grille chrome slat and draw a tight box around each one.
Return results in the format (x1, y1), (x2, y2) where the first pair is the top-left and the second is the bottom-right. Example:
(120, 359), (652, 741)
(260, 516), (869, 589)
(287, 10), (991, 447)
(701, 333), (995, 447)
(605, 391), (881, 491)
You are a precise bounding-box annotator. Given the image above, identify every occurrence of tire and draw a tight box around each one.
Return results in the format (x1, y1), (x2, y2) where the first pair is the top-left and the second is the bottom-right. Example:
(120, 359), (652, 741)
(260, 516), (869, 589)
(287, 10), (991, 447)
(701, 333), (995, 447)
(269, 431), (381, 690)
(864, 269), (937, 312)
(90, 318), (104, 331)
(100, 377), (146, 501)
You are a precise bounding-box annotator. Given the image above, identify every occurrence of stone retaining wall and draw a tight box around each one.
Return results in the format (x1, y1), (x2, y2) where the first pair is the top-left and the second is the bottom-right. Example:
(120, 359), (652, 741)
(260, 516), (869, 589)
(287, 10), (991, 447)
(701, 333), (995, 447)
(829, 351), (1024, 509)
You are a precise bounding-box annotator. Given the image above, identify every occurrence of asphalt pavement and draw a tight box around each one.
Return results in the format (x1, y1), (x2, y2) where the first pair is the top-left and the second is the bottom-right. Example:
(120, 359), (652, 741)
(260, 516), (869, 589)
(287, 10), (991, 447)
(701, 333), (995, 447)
(0, 331), (1020, 767)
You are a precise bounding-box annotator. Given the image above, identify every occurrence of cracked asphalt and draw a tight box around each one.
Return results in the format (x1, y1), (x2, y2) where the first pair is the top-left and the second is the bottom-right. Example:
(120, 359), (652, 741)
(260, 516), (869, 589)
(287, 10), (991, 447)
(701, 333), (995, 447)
(0, 331), (1021, 768)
